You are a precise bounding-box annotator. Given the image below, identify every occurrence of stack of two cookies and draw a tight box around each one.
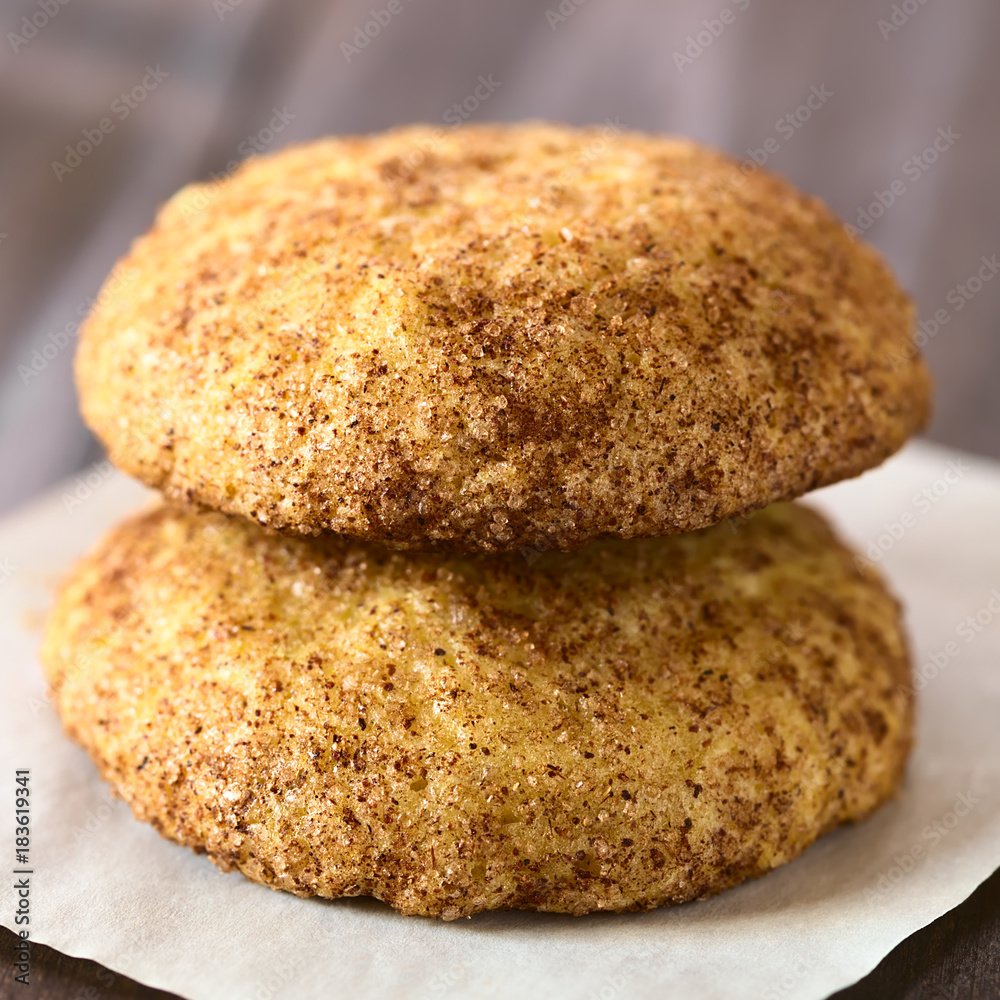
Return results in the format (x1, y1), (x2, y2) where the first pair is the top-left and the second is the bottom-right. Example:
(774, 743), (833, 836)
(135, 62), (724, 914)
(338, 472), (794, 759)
(44, 124), (931, 919)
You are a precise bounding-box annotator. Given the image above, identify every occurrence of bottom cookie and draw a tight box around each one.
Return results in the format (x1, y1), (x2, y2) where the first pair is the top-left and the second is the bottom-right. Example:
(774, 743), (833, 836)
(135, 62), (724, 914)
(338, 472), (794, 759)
(41, 501), (912, 918)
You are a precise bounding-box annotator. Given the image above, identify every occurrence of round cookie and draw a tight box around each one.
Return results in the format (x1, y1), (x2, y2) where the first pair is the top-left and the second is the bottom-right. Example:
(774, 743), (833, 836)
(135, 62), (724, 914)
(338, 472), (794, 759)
(76, 122), (930, 553)
(42, 501), (913, 918)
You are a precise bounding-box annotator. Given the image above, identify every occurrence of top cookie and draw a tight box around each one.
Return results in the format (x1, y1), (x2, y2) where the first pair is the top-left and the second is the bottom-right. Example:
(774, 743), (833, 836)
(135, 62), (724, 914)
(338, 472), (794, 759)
(77, 122), (930, 552)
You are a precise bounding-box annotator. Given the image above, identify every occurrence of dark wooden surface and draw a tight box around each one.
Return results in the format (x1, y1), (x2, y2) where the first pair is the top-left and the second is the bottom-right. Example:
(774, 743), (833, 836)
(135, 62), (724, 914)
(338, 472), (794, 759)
(2, 867), (998, 999)
(0, 927), (181, 999)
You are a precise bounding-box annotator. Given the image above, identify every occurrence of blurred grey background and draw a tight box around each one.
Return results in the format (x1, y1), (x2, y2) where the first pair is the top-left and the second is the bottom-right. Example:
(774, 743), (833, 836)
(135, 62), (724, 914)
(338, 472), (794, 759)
(1, 0), (998, 514)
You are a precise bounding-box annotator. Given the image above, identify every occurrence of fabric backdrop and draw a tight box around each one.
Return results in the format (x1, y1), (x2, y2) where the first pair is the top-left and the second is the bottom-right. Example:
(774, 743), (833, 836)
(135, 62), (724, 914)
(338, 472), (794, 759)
(1, 0), (997, 513)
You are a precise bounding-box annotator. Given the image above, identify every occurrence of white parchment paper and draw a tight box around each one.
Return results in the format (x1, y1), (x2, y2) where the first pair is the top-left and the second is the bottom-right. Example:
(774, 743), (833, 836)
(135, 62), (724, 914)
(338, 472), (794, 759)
(2, 440), (999, 1000)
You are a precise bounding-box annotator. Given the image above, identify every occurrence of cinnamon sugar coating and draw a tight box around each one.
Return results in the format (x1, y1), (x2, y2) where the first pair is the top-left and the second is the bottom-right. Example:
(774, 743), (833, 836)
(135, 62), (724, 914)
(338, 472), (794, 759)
(76, 123), (930, 552)
(42, 501), (912, 918)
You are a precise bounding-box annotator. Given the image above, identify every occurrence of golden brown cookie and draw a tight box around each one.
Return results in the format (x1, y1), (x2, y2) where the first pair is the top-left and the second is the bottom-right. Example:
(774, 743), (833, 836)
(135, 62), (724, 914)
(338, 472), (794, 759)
(76, 123), (930, 553)
(77, 124), (928, 551)
(42, 501), (912, 918)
